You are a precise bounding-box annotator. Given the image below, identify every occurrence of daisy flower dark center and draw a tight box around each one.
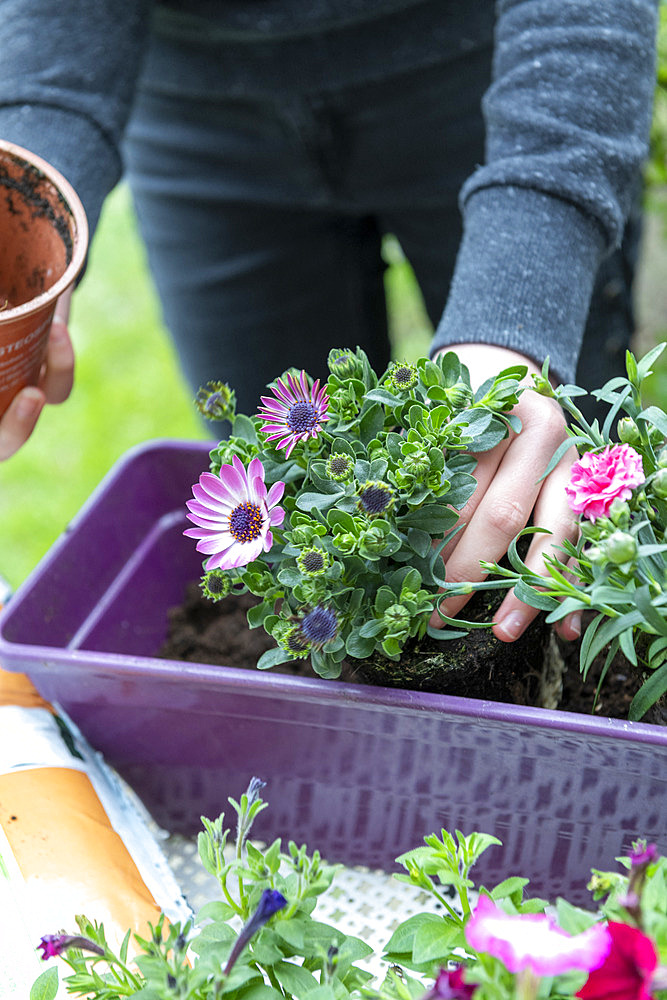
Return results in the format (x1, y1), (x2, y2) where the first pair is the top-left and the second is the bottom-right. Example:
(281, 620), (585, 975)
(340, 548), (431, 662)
(326, 453), (353, 480)
(298, 548), (326, 574)
(389, 361), (418, 390)
(393, 366), (414, 385)
(301, 606), (338, 644)
(287, 400), (318, 434)
(229, 502), (264, 543)
(358, 481), (394, 515)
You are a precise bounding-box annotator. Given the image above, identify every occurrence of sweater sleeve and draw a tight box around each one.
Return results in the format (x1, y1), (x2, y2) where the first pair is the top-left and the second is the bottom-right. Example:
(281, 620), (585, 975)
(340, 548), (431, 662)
(0, 0), (152, 237)
(430, 0), (659, 384)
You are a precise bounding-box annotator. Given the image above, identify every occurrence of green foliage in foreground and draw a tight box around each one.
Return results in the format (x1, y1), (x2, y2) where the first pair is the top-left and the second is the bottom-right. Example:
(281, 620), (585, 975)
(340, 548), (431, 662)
(32, 781), (667, 1000)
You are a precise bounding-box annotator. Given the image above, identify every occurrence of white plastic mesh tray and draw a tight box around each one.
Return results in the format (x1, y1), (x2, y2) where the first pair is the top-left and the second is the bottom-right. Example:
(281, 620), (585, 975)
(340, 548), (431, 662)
(160, 832), (455, 979)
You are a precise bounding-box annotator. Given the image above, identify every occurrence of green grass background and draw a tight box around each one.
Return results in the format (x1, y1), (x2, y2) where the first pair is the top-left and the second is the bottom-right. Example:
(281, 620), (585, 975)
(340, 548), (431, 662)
(0, 185), (436, 587)
(0, 179), (665, 589)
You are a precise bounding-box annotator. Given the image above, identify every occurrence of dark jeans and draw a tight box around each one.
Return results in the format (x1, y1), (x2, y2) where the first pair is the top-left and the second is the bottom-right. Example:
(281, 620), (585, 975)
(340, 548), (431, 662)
(123, 16), (637, 425)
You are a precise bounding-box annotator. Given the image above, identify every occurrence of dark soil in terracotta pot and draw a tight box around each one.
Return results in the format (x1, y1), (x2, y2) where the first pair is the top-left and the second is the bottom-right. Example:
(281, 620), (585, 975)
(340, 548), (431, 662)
(158, 585), (666, 725)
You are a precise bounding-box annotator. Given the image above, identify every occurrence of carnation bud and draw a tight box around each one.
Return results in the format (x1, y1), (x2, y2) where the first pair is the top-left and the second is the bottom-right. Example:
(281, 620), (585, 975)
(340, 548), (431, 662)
(609, 498), (630, 526)
(584, 545), (605, 563)
(616, 417), (641, 445)
(532, 373), (556, 398)
(651, 468), (667, 499)
(605, 531), (638, 565)
(657, 447), (667, 469)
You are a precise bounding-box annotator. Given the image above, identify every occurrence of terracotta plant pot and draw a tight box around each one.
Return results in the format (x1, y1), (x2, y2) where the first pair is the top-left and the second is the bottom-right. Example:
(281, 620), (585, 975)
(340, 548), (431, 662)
(0, 141), (88, 418)
(0, 440), (665, 905)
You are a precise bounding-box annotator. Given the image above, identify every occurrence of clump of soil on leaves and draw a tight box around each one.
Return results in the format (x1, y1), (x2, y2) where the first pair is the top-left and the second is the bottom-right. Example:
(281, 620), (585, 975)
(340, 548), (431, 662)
(158, 586), (665, 724)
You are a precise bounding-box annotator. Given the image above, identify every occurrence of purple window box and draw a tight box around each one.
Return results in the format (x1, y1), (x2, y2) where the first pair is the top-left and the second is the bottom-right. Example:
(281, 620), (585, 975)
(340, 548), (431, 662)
(1, 439), (665, 904)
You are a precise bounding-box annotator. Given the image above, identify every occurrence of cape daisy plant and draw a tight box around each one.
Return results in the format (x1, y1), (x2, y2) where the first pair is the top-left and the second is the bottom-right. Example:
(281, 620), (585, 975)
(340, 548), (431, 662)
(186, 343), (667, 718)
(186, 347), (525, 679)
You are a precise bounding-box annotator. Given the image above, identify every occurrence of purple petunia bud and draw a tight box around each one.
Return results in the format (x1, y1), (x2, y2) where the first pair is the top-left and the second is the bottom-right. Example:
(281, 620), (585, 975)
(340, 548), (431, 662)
(37, 933), (105, 960)
(223, 889), (287, 976)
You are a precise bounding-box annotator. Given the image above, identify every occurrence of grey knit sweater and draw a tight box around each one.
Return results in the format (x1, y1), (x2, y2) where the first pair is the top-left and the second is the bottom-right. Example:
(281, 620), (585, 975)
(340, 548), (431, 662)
(0, 0), (659, 382)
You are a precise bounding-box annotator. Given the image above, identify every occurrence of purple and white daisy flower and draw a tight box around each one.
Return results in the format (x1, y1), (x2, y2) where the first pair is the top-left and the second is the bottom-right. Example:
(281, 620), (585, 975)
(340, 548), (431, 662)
(258, 370), (329, 457)
(184, 456), (285, 570)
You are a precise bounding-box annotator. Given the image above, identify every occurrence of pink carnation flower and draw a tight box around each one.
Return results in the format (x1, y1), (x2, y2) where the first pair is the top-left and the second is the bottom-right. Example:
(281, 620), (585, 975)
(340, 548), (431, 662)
(565, 444), (644, 522)
(465, 895), (610, 978)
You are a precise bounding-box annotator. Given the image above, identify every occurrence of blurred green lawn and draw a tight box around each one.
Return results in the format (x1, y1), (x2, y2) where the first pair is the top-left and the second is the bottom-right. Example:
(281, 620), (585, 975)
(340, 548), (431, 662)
(0, 182), (665, 589)
(0, 185), (209, 587)
(0, 185), (433, 587)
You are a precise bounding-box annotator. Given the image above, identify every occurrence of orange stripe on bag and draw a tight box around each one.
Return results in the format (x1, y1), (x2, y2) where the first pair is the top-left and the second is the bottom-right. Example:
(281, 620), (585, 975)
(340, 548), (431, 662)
(0, 767), (161, 938)
(0, 664), (189, 961)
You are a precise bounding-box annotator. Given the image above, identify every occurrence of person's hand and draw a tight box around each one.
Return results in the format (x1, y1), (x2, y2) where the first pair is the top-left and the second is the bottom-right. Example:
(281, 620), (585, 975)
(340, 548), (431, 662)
(430, 343), (581, 642)
(0, 289), (74, 460)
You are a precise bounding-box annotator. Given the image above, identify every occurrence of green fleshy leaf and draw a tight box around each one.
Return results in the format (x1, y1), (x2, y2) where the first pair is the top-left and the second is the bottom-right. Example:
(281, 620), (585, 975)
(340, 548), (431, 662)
(197, 900), (237, 922)
(384, 913), (443, 956)
(296, 491), (344, 513)
(411, 919), (460, 965)
(345, 632), (377, 658)
(246, 601), (274, 627)
(232, 412), (259, 443)
(359, 402), (384, 444)
(256, 647), (294, 670)
(365, 387), (403, 406)
(398, 505), (458, 534)
(30, 969), (59, 1000)
(406, 527), (432, 558)
(490, 877), (530, 901)
(272, 960), (320, 995)
(472, 419), (511, 452)
(444, 472), (477, 509)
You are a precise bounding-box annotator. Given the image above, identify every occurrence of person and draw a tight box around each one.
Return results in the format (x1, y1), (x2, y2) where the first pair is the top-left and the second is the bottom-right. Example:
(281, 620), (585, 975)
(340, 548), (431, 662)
(0, 0), (659, 645)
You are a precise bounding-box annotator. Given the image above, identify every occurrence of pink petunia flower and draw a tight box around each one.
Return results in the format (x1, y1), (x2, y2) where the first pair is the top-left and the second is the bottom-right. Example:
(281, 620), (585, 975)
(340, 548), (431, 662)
(258, 370), (329, 457)
(576, 922), (658, 1000)
(565, 444), (644, 522)
(37, 933), (104, 960)
(184, 456), (285, 570)
(465, 895), (611, 978)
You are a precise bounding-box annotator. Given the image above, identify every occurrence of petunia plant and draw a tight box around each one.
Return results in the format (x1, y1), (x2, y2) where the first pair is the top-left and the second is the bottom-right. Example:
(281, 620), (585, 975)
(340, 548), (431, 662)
(185, 348), (526, 679)
(31, 779), (667, 1000)
(439, 343), (667, 720)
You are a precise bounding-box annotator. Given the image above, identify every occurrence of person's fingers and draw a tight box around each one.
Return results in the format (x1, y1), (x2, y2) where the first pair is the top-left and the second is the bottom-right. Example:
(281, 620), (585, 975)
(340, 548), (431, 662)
(0, 386), (45, 460)
(491, 439), (580, 641)
(39, 289), (74, 404)
(437, 437), (509, 566)
(432, 407), (559, 629)
(430, 372), (575, 637)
